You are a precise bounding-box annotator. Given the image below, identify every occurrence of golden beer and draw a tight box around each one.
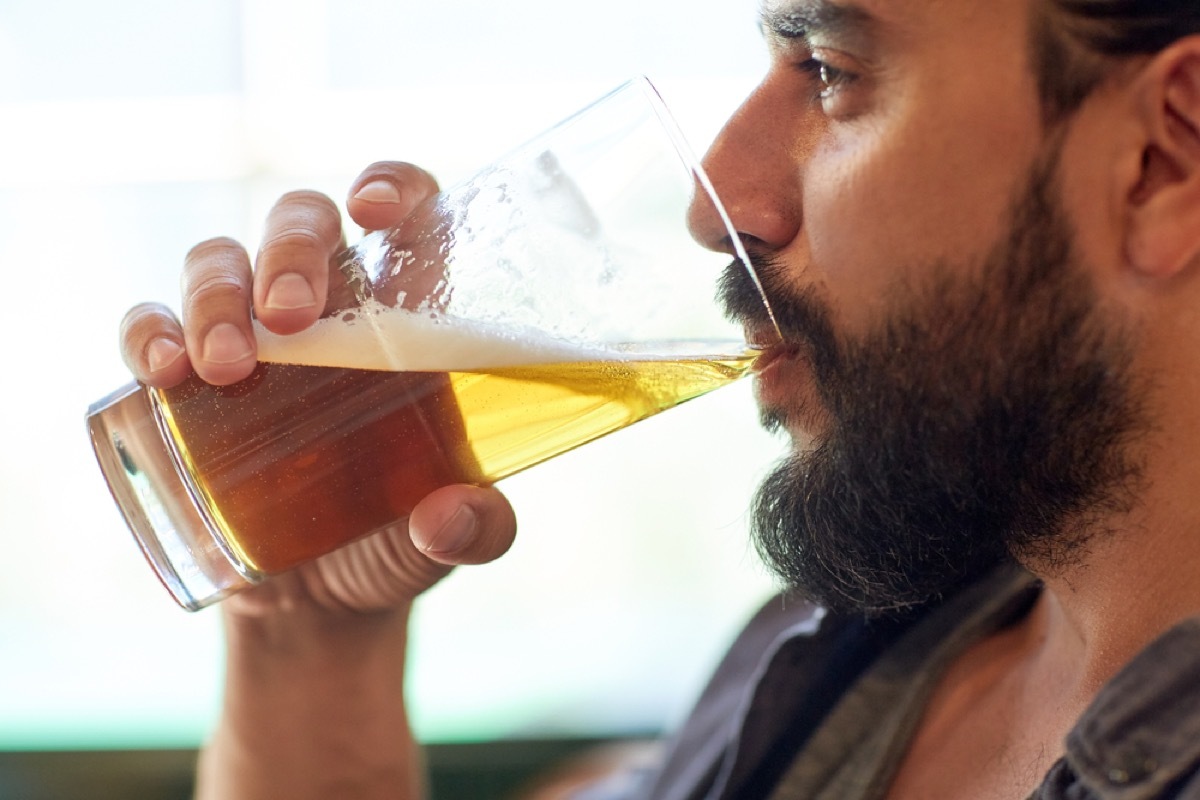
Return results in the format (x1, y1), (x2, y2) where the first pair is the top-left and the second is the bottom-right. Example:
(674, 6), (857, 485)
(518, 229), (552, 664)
(153, 351), (754, 577)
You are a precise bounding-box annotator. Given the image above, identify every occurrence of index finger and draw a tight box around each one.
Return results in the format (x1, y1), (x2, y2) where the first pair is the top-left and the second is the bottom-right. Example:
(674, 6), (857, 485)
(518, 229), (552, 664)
(252, 190), (345, 336)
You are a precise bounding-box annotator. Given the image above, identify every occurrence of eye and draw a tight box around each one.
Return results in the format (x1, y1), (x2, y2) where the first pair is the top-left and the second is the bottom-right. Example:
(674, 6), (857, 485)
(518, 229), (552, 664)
(817, 62), (853, 96)
(800, 57), (856, 99)
(795, 54), (863, 118)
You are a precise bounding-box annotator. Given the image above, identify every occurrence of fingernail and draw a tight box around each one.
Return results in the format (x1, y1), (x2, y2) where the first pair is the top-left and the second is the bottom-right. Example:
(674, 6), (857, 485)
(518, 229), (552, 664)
(147, 338), (185, 373)
(202, 323), (253, 365)
(265, 272), (317, 311)
(420, 505), (477, 555)
(353, 179), (403, 205)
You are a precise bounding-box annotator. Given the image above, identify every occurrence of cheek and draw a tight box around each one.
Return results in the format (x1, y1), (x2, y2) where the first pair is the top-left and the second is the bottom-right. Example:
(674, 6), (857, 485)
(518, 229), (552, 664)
(800, 147), (945, 329)
(800, 127), (1031, 329)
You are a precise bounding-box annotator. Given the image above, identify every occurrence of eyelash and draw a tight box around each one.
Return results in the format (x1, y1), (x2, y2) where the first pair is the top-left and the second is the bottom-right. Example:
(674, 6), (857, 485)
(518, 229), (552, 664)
(798, 57), (855, 101)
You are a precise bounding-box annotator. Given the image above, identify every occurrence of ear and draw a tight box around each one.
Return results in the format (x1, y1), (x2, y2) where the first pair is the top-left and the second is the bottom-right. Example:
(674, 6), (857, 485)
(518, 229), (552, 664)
(1126, 40), (1200, 279)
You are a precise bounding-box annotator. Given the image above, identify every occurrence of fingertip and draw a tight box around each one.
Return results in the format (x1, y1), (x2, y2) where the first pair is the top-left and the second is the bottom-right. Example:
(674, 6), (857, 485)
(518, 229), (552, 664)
(352, 179), (404, 205)
(410, 485), (516, 566)
(192, 322), (257, 386)
(146, 337), (185, 372)
(414, 504), (479, 559)
(348, 180), (410, 232)
(120, 303), (192, 387)
(143, 337), (192, 386)
(256, 271), (323, 336)
(346, 162), (439, 232)
(132, 337), (192, 388)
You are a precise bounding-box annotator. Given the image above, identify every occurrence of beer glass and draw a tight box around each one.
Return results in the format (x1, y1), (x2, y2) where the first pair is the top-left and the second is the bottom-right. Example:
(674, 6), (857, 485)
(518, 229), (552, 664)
(87, 76), (774, 611)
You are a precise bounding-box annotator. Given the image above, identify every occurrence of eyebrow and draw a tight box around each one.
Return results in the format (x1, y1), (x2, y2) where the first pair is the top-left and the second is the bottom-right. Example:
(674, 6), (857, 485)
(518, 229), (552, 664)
(758, 0), (877, 42)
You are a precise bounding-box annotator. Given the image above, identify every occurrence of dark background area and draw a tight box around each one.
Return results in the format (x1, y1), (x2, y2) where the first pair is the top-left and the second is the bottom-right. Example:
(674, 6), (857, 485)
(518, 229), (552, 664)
(0, 737), (626, 799)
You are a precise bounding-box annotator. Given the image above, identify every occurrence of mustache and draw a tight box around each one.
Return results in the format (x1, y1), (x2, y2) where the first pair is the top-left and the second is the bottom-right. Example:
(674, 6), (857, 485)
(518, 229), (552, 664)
(719, 251), (839, 366)
(718, 253), (777, 329)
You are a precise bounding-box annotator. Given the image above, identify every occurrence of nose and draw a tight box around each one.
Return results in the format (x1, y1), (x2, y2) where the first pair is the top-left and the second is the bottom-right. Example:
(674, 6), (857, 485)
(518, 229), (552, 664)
(688, 78), (804, 256)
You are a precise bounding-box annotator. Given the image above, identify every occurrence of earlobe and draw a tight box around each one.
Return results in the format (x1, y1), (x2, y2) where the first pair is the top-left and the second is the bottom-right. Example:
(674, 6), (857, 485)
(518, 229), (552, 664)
(1125, 44), (1200, 280)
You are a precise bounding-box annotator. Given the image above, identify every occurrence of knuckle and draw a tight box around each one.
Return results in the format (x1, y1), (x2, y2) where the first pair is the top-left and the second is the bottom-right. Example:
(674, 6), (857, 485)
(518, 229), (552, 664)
(260, 192), (343, 264)
(185, 271), (249, 306)
(276, 189), (338, 213)
(259, 226), (326, 255)
(181, 237), (252, 301)
(119, 302), (176, 342)
(268, 191), (342, 235)
(184, 236), (245, 266)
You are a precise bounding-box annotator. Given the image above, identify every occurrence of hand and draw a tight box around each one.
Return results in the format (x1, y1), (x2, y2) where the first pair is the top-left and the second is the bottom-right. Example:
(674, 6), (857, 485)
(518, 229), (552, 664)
(118, 162), (518, 617)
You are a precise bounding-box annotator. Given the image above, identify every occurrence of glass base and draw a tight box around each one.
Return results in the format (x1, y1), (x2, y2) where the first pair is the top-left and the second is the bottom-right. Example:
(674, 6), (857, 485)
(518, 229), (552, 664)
(87, 382), (256, 611)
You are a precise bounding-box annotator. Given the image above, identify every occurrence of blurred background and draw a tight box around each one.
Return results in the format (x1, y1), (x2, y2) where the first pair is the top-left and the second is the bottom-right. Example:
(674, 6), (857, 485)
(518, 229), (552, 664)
(0, 0), (784, 795)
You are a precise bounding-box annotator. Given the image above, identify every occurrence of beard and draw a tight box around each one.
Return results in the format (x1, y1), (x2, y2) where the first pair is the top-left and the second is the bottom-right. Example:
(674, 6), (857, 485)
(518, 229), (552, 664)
(720, 143), (1146, 616)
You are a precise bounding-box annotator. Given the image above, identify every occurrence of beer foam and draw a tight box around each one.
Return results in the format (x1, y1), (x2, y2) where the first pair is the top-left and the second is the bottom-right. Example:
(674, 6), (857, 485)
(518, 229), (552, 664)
(254, 302), (612, 371)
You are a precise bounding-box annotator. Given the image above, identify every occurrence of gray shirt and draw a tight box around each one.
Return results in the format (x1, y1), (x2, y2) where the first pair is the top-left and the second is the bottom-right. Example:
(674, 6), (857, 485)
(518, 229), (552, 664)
(585, 566), (1200, 799)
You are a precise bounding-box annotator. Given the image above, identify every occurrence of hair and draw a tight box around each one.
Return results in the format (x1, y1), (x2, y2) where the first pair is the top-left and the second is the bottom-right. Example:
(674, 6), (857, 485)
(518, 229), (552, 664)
(1034, 0), (1200, 123)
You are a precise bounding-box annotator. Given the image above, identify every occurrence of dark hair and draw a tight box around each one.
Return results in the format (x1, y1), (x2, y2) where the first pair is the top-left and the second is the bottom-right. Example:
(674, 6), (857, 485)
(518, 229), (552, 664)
(1035, 1), (1200, 123)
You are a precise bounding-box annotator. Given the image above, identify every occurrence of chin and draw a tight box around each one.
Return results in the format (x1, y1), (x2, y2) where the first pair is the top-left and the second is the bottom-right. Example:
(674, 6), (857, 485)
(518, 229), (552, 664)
(754, 391), (827, 448)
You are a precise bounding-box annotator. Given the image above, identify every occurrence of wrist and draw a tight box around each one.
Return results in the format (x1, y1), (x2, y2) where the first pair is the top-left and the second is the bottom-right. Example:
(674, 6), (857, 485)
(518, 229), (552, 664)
(198, 597), (422, 799)
(221, 593), (413, 666)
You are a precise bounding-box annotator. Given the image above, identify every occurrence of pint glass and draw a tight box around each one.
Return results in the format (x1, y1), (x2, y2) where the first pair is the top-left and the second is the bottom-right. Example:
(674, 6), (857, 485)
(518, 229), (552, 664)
(87, 77), (774, 611)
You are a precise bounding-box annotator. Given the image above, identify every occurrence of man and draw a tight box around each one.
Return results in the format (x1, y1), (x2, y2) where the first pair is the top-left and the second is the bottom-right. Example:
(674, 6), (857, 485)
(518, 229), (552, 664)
(119, 0), (1200, 797)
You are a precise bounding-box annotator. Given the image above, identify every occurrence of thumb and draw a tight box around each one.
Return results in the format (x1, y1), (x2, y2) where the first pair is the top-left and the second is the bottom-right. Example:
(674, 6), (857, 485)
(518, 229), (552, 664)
(409, 485), (518, 566)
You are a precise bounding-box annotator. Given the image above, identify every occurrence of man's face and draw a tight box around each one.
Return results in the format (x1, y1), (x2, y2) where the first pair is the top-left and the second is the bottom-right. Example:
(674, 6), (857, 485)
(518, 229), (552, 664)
(703, 0), (1147, 612)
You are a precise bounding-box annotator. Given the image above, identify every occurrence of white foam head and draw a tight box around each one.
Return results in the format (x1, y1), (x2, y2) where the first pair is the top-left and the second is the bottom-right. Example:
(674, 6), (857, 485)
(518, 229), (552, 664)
(254, 302), (614, 371)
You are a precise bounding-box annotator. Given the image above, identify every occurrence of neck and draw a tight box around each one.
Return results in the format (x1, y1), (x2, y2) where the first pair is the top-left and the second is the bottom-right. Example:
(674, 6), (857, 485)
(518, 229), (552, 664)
(1014, 330), (1200, 699)
(1022, 469), (1200, 702)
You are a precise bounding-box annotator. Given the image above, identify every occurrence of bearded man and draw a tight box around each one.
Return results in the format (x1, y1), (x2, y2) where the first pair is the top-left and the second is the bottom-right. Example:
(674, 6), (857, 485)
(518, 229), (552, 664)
(119, 1), (1200, 797)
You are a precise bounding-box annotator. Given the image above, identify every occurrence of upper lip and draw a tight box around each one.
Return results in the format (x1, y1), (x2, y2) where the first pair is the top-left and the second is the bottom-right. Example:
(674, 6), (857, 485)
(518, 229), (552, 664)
(750, 340), (801, 373)
(739, 316), (793, 370)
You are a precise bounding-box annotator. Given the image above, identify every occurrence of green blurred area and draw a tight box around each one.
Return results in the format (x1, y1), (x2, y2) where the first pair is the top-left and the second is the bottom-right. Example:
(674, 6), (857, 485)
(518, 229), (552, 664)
(0, 738), (633, 800)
